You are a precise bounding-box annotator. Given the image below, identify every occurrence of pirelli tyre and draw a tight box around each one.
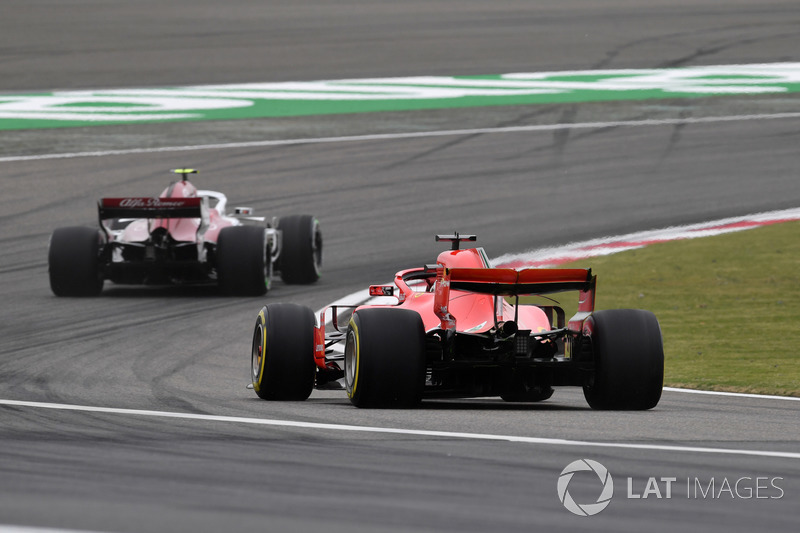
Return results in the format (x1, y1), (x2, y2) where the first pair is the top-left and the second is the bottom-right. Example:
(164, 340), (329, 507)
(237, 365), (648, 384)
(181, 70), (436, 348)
(217, 225), (270, 296)
(345, 308), (426, 408)
(277, 215), (322, 284)
(583, 309), (664, 410)
(251, 303), (316, 401)
(48, 226), (104, 296)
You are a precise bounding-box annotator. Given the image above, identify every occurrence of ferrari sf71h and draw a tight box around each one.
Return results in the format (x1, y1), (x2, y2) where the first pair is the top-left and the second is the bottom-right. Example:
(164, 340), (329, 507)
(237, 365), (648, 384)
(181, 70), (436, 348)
(250, 234), (663, 409)
(48, 169), (322, 296)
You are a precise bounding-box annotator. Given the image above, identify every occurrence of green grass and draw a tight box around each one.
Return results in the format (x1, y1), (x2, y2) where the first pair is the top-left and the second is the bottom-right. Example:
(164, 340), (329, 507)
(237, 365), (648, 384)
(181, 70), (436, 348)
(557, 221), (800, 396)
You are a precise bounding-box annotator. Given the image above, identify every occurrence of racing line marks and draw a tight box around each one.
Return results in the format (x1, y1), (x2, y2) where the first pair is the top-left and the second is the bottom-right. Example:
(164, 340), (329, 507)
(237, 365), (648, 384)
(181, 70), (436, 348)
(3, 111), (800, 163)
(1, 398), (799, 460)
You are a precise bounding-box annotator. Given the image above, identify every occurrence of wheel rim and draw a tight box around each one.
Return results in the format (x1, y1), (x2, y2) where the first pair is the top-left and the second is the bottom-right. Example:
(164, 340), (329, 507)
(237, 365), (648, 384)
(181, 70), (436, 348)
(344, 327), (357, 390)
(251, 323), (264, 382)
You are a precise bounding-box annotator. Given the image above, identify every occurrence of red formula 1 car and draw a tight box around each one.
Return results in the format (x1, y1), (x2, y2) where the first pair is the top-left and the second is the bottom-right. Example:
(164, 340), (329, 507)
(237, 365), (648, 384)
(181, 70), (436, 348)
(250, 234), (663, 409)
(48, 169), (322, 296)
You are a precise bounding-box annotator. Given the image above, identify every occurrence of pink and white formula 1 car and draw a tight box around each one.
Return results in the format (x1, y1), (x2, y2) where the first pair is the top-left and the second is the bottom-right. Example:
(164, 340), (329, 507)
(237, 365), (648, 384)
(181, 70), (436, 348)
(48, 169), (322, 296)
(250, 234), (663, 409)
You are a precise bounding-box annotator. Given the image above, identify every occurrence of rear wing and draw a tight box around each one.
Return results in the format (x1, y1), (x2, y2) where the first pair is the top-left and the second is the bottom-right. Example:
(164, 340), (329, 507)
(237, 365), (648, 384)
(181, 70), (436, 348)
(447, 267), (593, 295)
(98, 197), (205, 219)
(434, 266), (596, 333)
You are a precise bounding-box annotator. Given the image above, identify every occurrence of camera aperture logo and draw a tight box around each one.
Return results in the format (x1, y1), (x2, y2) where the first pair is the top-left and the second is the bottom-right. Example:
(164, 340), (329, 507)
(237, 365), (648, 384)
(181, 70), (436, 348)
(557, 459), (614, 516)
(557, 459), (786, 516)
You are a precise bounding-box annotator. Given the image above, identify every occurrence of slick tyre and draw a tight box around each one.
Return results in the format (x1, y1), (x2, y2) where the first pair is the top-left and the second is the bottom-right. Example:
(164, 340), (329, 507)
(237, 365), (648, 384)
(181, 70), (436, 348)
(48, 226), (104, 296)
(217, 226), (270, 296)
(583, 309), (664, 410)
(277, 215), (322, 284)
(251, 303), (316, 401)
(345, 308), (426, 408)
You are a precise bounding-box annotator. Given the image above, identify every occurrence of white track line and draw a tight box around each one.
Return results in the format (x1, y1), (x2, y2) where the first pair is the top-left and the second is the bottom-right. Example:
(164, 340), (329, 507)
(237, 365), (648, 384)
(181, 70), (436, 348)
(663, 387), (800, 401)
(0, 524), (100, 533)
(3, 111), (800, 163)
(1, 399), (798, 460)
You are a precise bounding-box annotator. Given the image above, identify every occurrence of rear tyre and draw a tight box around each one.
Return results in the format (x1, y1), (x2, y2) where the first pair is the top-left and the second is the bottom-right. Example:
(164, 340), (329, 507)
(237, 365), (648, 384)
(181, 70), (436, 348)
(583, 309), (664, 410)
(277, 215), (322, 284)
(217, 226), (270, 296)
(345, 308), (426, 408)
(251, 303), (316, 400)
(48, 226), (104, 296)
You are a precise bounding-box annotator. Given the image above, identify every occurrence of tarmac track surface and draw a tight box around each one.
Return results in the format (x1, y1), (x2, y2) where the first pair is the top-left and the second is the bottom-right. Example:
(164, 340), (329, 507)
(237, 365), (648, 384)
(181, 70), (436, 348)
(1, 1), (800, 532)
